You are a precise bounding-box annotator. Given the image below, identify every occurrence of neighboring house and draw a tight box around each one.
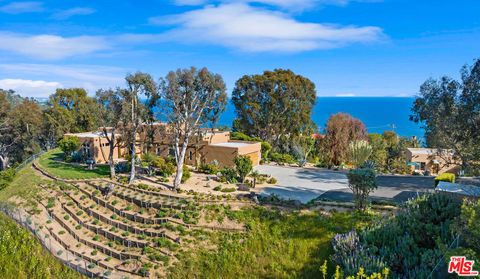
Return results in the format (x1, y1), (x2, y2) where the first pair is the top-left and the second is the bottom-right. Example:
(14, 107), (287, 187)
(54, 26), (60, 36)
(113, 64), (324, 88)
(406, 148), (461, 175)
(65, 123), (261, 167)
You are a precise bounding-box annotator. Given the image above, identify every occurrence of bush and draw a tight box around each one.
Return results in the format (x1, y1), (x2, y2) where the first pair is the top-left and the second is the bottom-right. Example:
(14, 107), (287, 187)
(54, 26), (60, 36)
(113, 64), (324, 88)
(221, 187), (236, 193)
(434, 173), (456, 186)
(114, 162), (129, 174)
(347, 168), (377, 211)
(199, 162), (220, 175)
(181, 165), (191, 183)
(261, 142), (272, 160)
(234, 156), (253, 183)
(220, 167), (237, 184)
(267, 177), (277, 184)
(58, 136), (80, 159)
(230, 132), (260, 142)
(153, 157), (175, 177)
(270, 152), (295, 165)
(213, 186), (222, 191)
(332, 193), (462, 277)
(0, 168), (16, 191)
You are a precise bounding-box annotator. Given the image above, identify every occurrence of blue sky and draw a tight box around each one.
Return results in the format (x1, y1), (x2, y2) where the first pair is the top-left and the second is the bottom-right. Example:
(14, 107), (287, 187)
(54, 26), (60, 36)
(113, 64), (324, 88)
(0, 0), (478, 97)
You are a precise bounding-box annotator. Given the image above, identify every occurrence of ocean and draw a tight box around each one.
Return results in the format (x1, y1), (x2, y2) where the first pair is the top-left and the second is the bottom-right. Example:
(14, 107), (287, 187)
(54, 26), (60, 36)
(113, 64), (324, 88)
(217, 97), (424, 141)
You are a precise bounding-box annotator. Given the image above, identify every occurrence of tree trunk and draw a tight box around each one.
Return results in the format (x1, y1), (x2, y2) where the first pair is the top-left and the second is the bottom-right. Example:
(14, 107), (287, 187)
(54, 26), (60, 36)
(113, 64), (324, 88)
(173, 138), (189, 189)
(108, 137), (116, 180)
(0, 155), (8, 171)
(129, 141), (136, 184)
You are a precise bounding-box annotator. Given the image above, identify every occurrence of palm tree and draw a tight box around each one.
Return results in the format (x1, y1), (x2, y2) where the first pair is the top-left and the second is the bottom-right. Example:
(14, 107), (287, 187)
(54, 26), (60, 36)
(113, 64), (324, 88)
(250, 170), (261, 188)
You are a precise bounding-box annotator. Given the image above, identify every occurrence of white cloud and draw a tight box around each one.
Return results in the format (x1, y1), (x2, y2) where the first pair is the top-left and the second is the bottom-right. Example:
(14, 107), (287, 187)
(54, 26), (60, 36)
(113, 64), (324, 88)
(0, 32), (109, 60)
(0, 63), (126, 96)
(150, 3), (383, 52)
(172, 0), (371, 10)
(0, 1), (44, 14)
(0, 79), (62, 97)
(52, 7), (96, 20)
(335, 93), (356, 97)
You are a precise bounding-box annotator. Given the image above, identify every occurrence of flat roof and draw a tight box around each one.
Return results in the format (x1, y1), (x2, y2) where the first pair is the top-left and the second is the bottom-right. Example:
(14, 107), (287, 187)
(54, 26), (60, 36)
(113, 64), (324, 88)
(408, 148), (454, 155)
(436, 181), (480, 197)
(210, 142), (254, 148)
(66, 131), (116, 138)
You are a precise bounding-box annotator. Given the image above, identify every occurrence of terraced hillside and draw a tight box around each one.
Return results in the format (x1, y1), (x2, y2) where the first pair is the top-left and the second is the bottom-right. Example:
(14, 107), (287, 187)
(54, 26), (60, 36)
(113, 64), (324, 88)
(0, 159), (247, 279)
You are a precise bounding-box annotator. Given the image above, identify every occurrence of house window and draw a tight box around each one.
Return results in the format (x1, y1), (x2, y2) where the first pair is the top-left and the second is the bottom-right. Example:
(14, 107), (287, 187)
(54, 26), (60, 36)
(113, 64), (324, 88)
(420, 162), (426, 170)
(189, 150), (193, 161)
(156, 148), (161, 156)
(169, 148), (176, 157)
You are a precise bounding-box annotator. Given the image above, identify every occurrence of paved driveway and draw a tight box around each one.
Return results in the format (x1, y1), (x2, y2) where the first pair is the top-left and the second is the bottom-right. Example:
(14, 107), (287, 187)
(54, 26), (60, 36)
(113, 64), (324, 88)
(255, 165), (434, 203)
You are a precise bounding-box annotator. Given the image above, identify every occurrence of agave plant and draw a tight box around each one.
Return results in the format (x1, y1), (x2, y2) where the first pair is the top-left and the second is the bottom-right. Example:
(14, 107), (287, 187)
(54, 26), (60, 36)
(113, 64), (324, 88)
(347, 140), (372, 168)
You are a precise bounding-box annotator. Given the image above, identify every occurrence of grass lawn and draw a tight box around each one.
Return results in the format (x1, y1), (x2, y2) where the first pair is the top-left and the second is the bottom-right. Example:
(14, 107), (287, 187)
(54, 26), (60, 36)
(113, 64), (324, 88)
(0, 166), (46, 203)
(37, 149), (110, 180)
(0, 211), (82, 279)
(168, 207), (376, 279)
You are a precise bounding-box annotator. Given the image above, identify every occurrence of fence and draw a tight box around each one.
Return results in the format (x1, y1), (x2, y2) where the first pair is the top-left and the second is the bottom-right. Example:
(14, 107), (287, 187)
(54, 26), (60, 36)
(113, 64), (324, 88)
(15, 150), (45, 171)
(0, 202), (109, 279)
(427, 234), (461, 279)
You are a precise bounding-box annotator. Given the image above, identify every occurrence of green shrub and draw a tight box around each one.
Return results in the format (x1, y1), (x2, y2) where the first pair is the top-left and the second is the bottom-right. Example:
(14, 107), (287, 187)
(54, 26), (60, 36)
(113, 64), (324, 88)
(153, 157), (175, 177)
(181, 165), (191, 183)
(213, 186), (222, 191)
(267, 177), (277, 184)
(235, 156), (253, 183)
(199, 163), (220, 174)
(261, 142), (272, 160)
(118, 176), (129, 184)
(221, 187), (236, 193)
(220, 167), (237, 184)
(434, 173), (456, 186)
(347, 168), (377, 211)
(58, 136), (80, 159)
(270, 152), (295, 165)
(0, 168), (16, 190)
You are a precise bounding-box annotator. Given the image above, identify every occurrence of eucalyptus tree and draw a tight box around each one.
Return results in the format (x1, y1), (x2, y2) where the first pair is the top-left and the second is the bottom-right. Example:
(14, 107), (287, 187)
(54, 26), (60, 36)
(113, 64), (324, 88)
(160, 67), (227, 189)
(96, 88), (125, 179)
(0, 91), (43, 169)
(232, 69), (317, 150)
(121, 73), (158, 184)
(0, 91), (12, 170)
(411, 59), (480, 172)
(43, 88), (100, 144)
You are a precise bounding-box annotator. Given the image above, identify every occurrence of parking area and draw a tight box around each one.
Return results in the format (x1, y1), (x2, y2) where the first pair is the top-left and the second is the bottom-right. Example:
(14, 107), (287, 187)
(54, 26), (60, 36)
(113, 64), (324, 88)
(255, 165), (434, 203)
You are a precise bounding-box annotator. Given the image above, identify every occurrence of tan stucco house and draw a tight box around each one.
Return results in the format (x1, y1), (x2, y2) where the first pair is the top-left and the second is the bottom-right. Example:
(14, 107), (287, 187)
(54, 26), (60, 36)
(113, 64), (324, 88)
(406, 148), (461, 175)
(65, 124), (261, 168)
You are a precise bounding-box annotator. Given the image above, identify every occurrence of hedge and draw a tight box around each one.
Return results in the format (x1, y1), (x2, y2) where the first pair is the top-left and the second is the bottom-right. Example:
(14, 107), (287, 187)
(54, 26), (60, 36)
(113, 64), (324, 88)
(434, 173), (456, 186)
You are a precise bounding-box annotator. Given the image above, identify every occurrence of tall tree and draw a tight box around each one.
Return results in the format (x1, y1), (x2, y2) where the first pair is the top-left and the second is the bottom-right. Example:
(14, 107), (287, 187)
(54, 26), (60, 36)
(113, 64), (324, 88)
(323, 113), (367, 166)
(0, 91), (12, 170)
(0, 91), (43, 169)
(9, 99), (43, 161)
(43, 88), (100, 143)
(96, 89), (125, 179)
(411, 59), (480, 171)
(121, 73), (158, 184)
(232, 69), (317, 151)
(160, 67), (227, 189)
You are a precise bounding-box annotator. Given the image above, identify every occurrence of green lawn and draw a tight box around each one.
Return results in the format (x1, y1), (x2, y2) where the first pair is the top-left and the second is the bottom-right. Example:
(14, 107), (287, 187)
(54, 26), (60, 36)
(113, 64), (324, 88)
(0, 212), (82, 279)
(168, 207), (376, 279)
(0, 166), (45, 203)
(37, 149), (110, 180)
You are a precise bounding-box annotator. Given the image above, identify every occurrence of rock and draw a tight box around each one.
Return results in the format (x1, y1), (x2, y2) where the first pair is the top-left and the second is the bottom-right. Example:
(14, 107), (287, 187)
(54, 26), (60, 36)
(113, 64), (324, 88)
(237, 184), (250, 192)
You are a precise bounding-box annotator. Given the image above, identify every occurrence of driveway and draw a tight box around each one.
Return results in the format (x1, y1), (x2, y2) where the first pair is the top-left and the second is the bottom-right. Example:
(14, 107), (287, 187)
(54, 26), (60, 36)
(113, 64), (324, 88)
(255, 165), (434, 203)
